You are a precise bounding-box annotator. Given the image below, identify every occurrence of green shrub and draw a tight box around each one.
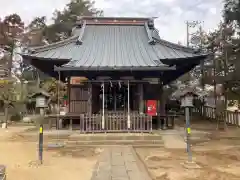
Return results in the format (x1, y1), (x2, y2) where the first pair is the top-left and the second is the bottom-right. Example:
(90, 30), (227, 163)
(10, 112), (22, 122)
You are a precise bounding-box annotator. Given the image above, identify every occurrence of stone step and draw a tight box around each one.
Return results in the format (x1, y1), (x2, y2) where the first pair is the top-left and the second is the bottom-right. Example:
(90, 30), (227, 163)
(65, 140), (164, 146)
(45, 144), (164, 148)
(13, 132), (162, 144)
(68, 134), (162, 141)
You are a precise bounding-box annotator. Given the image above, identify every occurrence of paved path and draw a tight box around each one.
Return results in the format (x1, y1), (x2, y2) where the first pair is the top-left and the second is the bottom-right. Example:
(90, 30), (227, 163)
(155, 129), (186, 149)
(162, 134), (186, 149)
(91, 146), (151, 180)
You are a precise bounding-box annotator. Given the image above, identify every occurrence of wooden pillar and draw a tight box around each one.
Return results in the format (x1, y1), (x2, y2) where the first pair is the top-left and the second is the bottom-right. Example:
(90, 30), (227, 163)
(157, 80), (161, 130)
(127, 80), (131, 129)
(87, 82), (92, 131)
(57, 71), (60, 130)
(138, 83), (144, 114)
(66, 77), (72, 131)
(157, 79), (166, 129)
(160, 83), (167, 129)
(114, 86), (117, 111)
(68, 77), (71, 113)
(101, 82), (105, 129)
(88, 82), (92, 115)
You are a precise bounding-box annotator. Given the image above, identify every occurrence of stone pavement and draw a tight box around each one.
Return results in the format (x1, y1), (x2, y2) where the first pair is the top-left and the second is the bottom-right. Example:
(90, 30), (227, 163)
(162, 134), (186, 149)
(91, 146), (152, 180)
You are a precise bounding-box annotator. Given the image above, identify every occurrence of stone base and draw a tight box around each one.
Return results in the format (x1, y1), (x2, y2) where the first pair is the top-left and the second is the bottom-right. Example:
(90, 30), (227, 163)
(181, 161), (201, 169)
(47, 142), (65, 148)
(0, 165), (6, 174)
(1, 123), (6, 129)
(28, 161), (42, 168)
(0, 166), (6, 180)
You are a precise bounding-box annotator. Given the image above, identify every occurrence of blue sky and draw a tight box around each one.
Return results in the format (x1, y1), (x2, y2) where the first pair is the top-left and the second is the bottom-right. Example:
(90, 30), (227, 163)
(0, 0), (222, 44)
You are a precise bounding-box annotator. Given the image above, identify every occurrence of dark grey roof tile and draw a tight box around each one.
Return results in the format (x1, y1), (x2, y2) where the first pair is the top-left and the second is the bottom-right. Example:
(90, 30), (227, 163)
(25, 24), (208, 70)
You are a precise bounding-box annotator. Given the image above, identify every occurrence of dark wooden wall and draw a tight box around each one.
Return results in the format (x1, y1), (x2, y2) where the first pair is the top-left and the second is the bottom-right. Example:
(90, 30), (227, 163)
(143, 84), (160, 100)
(69, 85), (89, 113)
(92, 84), (101, 113)
(68, 83), (162, 114)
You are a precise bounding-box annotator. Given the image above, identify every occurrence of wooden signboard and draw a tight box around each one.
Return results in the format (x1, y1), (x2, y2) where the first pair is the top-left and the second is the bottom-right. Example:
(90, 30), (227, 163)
(70, 77), (88, 85)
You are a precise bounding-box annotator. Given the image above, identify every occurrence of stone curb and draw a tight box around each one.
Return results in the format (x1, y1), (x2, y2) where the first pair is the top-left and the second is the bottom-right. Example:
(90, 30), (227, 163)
(130, 146), (152, 180)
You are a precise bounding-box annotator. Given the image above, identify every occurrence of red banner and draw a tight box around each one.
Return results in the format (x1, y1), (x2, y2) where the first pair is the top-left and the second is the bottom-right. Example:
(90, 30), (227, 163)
(147, 100), (157, 116)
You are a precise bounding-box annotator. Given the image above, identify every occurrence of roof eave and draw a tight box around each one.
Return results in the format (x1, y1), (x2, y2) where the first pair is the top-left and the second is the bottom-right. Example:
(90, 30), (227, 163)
(22, 54), (71, 62)
(153, 37), (198, 53)
(28, 35), (78, 53)
(54, 65), (176, 71)
(161, 54), (209, 66)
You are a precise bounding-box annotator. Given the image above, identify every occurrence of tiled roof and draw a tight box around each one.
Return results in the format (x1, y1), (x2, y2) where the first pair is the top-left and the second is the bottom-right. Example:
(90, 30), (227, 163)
(23, 17), (208, 71)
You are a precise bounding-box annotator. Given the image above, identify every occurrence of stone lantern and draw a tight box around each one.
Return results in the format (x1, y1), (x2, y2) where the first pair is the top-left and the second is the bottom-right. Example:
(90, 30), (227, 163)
(178, 88), (198, 164)
(180, 91), (196, 108)
(30, 90), (50, 115)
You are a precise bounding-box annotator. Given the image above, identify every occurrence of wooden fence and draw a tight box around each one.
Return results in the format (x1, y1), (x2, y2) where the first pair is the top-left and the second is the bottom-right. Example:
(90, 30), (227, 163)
(49, 112), (152, 133)
(194, 106), (240, 127)
(78, 113), (152, 133)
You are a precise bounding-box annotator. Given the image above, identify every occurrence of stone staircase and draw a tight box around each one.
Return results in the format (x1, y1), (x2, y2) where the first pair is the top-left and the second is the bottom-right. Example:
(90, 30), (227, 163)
(49, 133), (163, 147)
(14, 130), (163, 147)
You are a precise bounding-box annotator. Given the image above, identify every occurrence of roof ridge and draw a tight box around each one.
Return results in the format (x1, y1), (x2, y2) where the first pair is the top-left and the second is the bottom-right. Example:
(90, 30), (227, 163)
(29, 35), (78, 53)
(80, 16), (154, 20)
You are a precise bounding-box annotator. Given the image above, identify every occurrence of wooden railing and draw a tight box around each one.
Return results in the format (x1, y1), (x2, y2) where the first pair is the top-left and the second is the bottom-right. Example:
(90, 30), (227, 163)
(79, 112), (152, 133)
(49, 112), (152, 133)
(194, 106), (240, 127)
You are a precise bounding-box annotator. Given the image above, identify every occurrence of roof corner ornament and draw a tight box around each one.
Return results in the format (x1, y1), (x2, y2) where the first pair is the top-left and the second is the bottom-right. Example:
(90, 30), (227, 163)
(76, 40), (83, 45)
(148, 39), (156, 45)
(76, 16), (84, 28)
(193, 49), (201, 54)
(76, 20), (86, 45)
(147, 19), (154, 29)
(145, 22), (156, 45)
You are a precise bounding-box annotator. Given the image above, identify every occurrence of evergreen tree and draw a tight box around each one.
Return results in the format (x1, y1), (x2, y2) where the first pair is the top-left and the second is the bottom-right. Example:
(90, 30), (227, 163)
(44, 0), (103, 43)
